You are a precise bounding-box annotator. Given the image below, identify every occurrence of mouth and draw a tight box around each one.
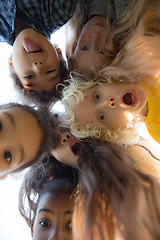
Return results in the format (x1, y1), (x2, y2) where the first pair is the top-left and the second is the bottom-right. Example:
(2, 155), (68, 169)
(23, 38), (43, 53)
(94, 22), (104, 27)
(70, 142), (83, 156)
(121, 90), (139, 107)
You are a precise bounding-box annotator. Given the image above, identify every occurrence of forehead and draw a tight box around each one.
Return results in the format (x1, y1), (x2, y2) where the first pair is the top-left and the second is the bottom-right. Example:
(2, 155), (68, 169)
(38, 192), (74, 212)
(0, 106), (43, 169)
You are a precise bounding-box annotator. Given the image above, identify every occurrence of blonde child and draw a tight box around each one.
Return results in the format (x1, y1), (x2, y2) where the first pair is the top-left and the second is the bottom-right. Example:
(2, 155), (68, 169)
(65, 0), (128, 76)
(60, 0), (160, 145)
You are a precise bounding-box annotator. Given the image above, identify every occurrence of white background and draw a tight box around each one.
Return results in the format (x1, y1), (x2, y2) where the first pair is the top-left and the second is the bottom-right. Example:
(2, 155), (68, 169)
(0, 26), (66, 240)
(0, 25), (158, 240)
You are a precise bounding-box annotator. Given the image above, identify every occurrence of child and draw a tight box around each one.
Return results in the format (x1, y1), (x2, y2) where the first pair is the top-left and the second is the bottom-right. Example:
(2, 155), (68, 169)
(19, 154), (79, 240)
(0, 102), (55, 179)
(65, 0), (128, 76)
(51, 126), (160, 178)
(0, 0), (85, 105)
(45, 138), (160, 240)
(60, 0), (160, 145)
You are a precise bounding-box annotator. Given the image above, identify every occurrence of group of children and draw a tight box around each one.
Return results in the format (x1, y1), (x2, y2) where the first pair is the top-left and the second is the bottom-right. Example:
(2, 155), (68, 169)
(1, 0), (160, 239)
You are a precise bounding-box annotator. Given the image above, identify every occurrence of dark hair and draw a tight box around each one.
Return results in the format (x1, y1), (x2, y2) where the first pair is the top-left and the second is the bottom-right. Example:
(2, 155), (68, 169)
(1, 103), (57, 173)
(73, 139), (160, 240)
(10, 58), (69, 107)
(19, 154), (79, 227)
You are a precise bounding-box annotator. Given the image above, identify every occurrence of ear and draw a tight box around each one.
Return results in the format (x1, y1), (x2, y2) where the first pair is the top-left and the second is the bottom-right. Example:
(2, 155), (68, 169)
(56, 48), (63, 58)
(0, 175), (7, 180)
(8, 57), (13, 70)
(120, 125), (127, 131)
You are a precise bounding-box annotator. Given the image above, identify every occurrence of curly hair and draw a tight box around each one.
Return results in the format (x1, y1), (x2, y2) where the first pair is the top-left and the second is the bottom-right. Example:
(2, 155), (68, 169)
(19, 154), (79, 227)
(1, 103), (57, 174)
(73, 139), (160, 240)
(10, 57), (69, 107)
(60, 74), (143, 145)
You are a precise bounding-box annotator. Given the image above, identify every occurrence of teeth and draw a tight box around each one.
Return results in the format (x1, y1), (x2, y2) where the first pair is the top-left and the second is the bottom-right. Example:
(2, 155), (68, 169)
(71, 143), (75, 147)
(131, 93), (135, 104)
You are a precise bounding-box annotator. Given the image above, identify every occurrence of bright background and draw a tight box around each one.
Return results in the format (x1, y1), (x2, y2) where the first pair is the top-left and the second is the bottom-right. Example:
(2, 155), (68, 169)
(0, 26), (66, 240)
(0, 25), (158, 240)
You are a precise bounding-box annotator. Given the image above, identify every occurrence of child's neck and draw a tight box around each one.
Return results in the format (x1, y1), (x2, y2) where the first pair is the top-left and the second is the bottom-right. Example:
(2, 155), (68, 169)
(14, 17), (31, 39)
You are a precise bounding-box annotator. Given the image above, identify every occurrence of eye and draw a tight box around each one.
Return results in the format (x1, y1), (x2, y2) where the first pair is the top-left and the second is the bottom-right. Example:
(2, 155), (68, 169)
(24, 75), (34, 79)
(98, 49), (105, 54)
(99, 113), (104, 122)
(46, 69), (55, 74)
(0, 121), (2, 132)
(66, 221), (72, 231)
(39, 219), (51, 228)
(80, 45), (88, 51)
(94, 93), (99, 100)
(4, 150), (12, 164)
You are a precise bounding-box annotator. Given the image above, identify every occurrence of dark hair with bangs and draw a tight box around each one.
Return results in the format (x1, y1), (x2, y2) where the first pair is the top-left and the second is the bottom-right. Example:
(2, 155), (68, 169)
(19, 154), (79, 227)
(10, 58), (69, 107)
(1, 103), (57, 174)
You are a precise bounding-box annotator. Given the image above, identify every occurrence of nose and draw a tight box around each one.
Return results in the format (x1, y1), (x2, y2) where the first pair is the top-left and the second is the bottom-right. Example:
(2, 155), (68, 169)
(61, 133), (71, 145)
(100, 97), (116, 108)
(48, 227), (62, 240)
(32, 61), (43, 69)
(90, 31), (100, 41)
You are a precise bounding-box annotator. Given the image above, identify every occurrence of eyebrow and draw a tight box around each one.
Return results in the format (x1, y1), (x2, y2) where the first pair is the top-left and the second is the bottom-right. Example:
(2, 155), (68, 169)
(4, 112), (16, 128)
(38, 208), (74, 216)
(4, 112), (25, 165)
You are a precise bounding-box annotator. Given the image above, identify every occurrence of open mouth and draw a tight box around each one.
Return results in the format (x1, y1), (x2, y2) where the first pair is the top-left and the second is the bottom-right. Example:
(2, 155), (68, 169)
(71, 142), (83, 156)
(94, 22), (104, 27)
(23, 38), (43, 53)
(122, 92), (135, 105)
(121, 90), (139, 107)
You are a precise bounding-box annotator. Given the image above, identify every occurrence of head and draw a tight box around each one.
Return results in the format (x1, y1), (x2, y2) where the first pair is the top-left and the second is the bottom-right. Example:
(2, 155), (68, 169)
(61, 76), (146, 144)
(51, 131), (83, 168)
(19, 155), (79, 240)
(66, 16), (112, 76)
(9, 29), (68, 106)
(0, 103), (55, 179)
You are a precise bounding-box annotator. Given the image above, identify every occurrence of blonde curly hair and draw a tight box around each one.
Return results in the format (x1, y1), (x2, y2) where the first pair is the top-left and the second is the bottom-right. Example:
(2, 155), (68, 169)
(60, 73), (143, 145)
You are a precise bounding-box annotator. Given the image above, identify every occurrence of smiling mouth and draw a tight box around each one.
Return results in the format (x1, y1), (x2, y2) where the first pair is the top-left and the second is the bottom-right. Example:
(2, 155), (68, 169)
(71, 142), (83, 156)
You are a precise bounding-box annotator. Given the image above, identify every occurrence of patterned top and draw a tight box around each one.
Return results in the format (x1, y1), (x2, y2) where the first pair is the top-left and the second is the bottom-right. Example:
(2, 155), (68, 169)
(0, 0), (78, 45)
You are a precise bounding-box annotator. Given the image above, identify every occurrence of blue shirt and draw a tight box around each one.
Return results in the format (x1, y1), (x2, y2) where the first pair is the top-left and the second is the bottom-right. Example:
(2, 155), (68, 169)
(0, 0), (78, 45)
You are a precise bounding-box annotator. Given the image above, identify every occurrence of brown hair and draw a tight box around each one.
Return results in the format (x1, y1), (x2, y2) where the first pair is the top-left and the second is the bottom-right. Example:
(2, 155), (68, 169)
(73, 139), (160, 240)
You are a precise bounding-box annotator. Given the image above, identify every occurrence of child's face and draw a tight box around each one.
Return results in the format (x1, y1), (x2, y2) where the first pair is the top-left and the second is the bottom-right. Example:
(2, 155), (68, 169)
(73, 83), (148, 130)
(32, 192), (74, 240)
(0, 106), (43, 177)
(73, 16), (112, 74)
(11, 29), (61, 93)
(51, 133), (82, 168)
